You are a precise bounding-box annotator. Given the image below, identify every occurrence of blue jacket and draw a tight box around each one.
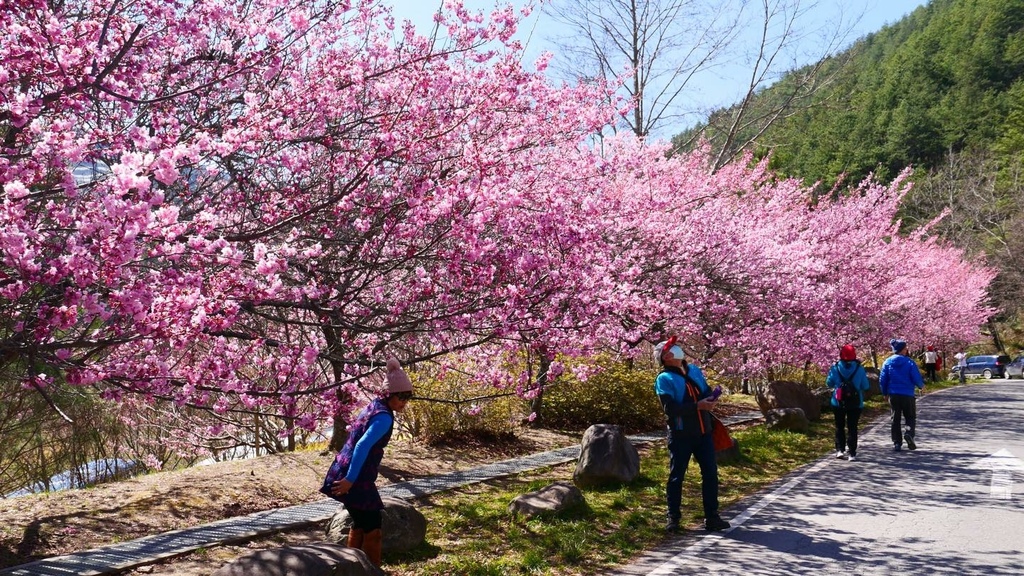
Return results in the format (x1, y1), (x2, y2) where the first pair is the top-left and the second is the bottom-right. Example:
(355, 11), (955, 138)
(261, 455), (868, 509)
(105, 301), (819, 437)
(826, 360), (870, 409)
(879, 354), (924, 397)
(319, 398), (394, 510)
(654, 364), (713, 434)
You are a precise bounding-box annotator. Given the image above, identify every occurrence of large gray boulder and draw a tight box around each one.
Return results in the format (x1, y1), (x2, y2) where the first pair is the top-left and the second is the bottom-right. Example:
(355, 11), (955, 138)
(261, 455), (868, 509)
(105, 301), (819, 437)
(211, 542), (385, 576)
(325, 497), (426, 553)
(813, 385), (834, 412)
(572, 424), (640, 488)
(765, 407), (810, 433)
(509, 481), (585, 518)
(756, 380), (821, 421)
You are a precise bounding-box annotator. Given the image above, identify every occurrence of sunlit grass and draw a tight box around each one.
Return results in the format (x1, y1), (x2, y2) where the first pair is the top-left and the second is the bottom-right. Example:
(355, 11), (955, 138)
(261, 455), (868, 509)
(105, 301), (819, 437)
(387, 420), (832, 575)
(387, 379), (972, 575)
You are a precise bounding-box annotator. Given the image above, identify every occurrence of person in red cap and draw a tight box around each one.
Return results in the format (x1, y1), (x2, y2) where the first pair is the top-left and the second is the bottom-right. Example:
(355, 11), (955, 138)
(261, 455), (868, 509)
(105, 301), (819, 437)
(923, 345), (939, 383)
(320, 357), (414, 566)
(825, 344), (870, 461)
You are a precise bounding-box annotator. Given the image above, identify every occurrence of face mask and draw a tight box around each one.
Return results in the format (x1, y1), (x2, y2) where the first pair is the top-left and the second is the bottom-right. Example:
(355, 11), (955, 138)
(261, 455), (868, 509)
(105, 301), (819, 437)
(664, 345), (684, 362)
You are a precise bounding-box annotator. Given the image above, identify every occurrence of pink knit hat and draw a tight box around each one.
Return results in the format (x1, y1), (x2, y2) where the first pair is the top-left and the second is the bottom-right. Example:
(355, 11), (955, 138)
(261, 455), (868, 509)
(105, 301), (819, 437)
(386, 358), (413, 394)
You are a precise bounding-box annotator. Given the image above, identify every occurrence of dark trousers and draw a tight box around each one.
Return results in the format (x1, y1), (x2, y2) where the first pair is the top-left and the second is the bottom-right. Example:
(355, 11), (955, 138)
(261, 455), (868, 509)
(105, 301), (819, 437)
(666, 430), (719, 520)
(889, 394), (917, 445)
(346, 507), (383, 531)
(924, 363), (937, 383)
(833, 406), (862, 456)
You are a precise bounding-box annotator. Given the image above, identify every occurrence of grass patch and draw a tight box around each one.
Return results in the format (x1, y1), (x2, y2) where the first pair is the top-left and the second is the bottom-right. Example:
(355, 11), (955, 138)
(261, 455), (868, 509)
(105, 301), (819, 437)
(387, 421), (832, 575)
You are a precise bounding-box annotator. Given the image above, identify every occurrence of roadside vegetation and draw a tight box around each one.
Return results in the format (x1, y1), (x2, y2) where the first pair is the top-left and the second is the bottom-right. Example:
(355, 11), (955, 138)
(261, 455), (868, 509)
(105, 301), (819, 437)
(2, 371), (985, 574)
(385, 417), (827, 576)
(386, 377), (974, 575)
(676, 0), (1024, 351)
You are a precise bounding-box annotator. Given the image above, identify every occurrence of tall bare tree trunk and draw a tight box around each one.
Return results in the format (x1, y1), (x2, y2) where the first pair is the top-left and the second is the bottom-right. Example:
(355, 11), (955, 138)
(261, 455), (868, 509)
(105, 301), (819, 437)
(323, 325), (350, 453)
(327, 358), (350, 454)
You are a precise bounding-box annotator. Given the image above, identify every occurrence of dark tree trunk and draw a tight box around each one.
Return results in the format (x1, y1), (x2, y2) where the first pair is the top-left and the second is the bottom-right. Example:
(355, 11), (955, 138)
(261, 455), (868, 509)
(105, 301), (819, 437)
(988, 319), (1005, 353)
(529, 351), (551, 428)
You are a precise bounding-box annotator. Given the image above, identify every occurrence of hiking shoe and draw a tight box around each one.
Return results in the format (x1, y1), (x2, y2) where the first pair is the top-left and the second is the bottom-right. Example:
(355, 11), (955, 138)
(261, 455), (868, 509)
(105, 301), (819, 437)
(904, 432), (917, 451)
(847, 454), (856, 462)
(835, 451), (846, 459)
(665, 518), (681, 533)
(893, 444), (902, 452)
(704, 516), (731, 532)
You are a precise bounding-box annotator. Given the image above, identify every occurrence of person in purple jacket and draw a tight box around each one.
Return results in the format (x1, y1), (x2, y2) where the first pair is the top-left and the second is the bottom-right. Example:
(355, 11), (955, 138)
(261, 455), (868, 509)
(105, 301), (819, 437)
(879, 339), (925, 452)
(320, 358), (413, 566)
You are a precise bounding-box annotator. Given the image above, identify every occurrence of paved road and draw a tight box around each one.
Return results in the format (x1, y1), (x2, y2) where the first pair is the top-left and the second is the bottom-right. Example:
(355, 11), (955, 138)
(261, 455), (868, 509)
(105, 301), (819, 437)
(612, 381), (1024, 576)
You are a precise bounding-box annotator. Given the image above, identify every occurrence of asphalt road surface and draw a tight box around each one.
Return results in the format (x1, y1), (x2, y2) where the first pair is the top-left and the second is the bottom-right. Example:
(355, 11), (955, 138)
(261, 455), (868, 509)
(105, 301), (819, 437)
(611, 381), (1024, 575)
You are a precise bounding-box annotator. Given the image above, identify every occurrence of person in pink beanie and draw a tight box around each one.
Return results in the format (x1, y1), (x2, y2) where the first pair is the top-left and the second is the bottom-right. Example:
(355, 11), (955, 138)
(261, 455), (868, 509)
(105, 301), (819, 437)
(320, 357), (413, 566)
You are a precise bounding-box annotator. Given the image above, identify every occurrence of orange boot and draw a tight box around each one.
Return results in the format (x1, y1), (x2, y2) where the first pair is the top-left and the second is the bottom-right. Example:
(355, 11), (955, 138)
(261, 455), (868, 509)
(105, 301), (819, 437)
(361, 528), (383, 567)
(347, 527), (365, 549)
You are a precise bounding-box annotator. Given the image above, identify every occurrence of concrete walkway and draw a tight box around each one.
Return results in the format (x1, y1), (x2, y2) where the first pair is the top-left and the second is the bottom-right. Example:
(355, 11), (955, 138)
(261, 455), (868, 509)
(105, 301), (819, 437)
(607, 383), (1024, 576)
(0, 412), (762, 576)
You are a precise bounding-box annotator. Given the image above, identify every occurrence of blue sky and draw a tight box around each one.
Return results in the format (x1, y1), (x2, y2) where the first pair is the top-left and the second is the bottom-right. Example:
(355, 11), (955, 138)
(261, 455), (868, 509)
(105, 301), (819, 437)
(381, 0), (929, 135)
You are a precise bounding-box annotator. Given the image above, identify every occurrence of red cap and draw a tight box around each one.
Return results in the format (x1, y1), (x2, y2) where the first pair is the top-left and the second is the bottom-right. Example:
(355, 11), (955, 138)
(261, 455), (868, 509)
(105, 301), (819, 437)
(927, 345), (934, 351)
(840, 344), (856, 361)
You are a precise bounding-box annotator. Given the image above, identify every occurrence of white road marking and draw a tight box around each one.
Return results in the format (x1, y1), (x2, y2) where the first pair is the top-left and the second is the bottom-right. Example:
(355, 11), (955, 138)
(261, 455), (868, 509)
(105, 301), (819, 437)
(969, 449), (1024, 500)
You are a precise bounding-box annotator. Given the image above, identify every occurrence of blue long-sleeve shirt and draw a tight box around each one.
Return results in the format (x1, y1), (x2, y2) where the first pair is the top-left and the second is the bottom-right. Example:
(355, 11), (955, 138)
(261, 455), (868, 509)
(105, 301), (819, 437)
(343, 413), (393, 483)
(879, 354), (924, 397)
(654, 364), (710, 402)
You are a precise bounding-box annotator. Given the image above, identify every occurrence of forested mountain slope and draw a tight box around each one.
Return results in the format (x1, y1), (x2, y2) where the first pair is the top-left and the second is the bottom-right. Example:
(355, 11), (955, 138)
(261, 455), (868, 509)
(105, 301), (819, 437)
(674, 0), (1024, 344)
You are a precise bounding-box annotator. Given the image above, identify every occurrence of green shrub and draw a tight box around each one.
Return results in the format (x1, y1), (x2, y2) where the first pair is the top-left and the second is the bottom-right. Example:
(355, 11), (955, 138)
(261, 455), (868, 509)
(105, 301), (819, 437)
(541, 356), (662, 432)
(403, 369), (524, 444)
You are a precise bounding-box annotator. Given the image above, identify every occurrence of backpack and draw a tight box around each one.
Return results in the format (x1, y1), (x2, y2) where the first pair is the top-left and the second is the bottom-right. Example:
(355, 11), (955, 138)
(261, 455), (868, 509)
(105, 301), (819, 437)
(835, 363), (860, 409)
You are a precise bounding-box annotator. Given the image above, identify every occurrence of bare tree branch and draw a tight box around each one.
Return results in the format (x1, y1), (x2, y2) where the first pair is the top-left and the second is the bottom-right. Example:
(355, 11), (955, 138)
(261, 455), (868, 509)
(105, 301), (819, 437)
(544, 0), (864, 156)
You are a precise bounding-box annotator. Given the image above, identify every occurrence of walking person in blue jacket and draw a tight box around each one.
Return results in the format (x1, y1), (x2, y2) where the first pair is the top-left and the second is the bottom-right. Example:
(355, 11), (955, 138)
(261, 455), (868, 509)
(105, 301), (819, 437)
(879, 339), (925, 451)
(653, 336), (730, 533)
(826, 344), (870, 461)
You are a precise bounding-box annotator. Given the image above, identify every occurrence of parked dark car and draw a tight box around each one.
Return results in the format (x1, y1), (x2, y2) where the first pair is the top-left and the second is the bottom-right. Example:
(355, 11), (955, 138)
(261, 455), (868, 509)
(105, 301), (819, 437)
(1007, 355), (1024, 379)
(950, 355), (1012, 379)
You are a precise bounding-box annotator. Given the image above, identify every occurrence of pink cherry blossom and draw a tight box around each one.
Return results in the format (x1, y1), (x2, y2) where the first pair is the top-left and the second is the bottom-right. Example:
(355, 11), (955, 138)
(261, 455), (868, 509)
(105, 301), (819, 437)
(0, 0), (995, 453)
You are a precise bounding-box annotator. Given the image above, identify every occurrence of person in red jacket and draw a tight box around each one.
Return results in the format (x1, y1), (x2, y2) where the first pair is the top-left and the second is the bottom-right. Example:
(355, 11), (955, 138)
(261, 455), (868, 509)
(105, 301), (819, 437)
(923, 345), (939, 383)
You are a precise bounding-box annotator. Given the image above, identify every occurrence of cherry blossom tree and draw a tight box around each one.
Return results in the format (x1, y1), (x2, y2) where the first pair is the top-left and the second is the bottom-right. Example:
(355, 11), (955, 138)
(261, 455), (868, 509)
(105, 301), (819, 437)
(570, 138), (995, 377)
(0, 0), (625, 447)
(0, 0), (997, 459)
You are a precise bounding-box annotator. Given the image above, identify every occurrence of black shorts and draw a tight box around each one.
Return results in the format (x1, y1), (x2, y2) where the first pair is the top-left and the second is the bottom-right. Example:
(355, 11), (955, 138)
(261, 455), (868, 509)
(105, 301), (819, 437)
(346, 507), (382, 531)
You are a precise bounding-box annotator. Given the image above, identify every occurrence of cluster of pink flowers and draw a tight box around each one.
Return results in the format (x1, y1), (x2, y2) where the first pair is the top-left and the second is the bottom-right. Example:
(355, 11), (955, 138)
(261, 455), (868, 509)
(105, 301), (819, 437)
(0, 0), (994, 438)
